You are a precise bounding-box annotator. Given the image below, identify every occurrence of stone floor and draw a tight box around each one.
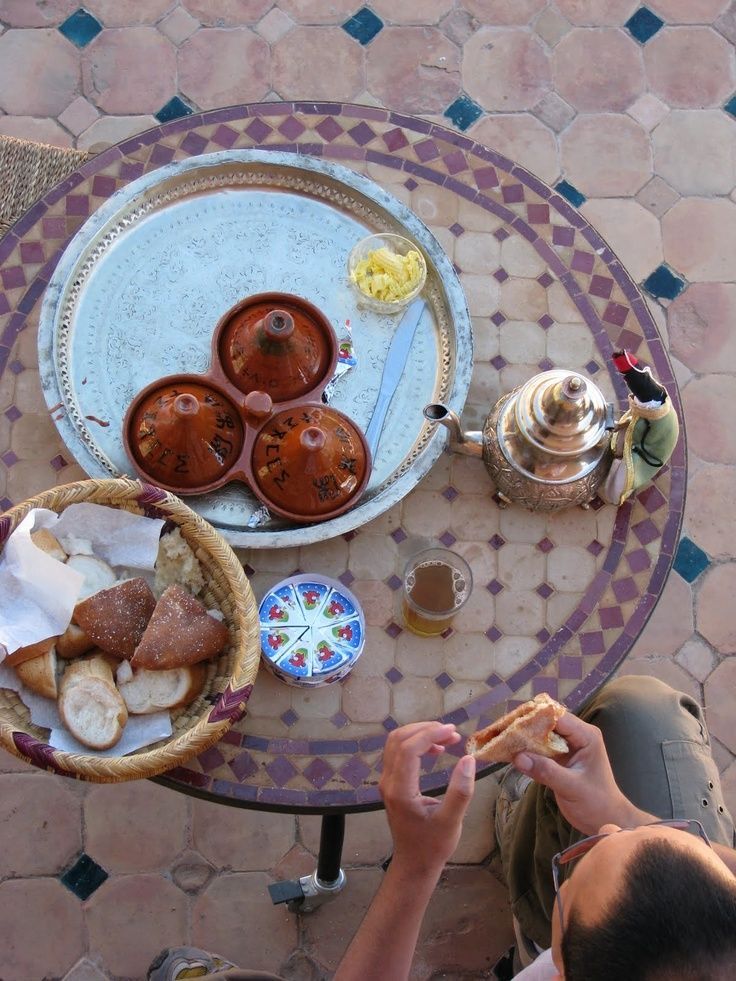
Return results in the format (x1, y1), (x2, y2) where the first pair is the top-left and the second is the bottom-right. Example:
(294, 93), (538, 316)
(0, 1), (735, 979)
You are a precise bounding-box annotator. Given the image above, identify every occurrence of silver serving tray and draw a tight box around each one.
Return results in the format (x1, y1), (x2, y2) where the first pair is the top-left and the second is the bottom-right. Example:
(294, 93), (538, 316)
(38, 151), (473, 547)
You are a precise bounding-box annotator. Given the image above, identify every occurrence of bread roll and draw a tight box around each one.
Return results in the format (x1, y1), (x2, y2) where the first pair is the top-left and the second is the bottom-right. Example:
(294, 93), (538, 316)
(56, 622), (94, 659)
(466, 694), (569, 764)
(30, 528), (67, 563)
(59, 673), (128, 751)
(118, 663), (206, 714)
(73, 578), (156, 658)
(132, 584), (229, 670)
(63, 651), (118, 687)
(4, 635), (57, 667)
(67, 554), (116, 599)
(14, 645), (58, 699)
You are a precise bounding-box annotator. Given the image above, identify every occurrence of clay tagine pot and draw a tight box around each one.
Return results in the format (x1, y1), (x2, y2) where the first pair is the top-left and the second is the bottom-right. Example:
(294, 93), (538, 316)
(124, 377), (246, 493)
(251, 404), (371, 521)
(215, 293), (338, 404)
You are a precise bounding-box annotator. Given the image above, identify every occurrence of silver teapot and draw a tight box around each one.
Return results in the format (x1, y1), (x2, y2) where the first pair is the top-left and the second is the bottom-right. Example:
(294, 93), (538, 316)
(425, 369), (616, 512)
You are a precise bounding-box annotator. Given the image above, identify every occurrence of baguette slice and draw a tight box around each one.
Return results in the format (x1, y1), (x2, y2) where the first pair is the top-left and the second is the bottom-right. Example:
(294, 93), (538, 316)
(63, 651), (119, 687)
(132, 584), (229, 670)
(56, 622), (95, 659)
(4, 635), (58, 667)
(58, 674), (128, 751)
(66, 554), (116, 599)
(15, 645), (58, 699)
(74, 578), (157, 658)
(31, 528), (67, 563)
(466, 693), (569, 764)
(118, 664), (206, 715)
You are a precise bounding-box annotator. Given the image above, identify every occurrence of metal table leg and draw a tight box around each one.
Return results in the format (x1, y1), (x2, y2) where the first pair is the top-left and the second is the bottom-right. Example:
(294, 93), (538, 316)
(268, 813), (347, 912)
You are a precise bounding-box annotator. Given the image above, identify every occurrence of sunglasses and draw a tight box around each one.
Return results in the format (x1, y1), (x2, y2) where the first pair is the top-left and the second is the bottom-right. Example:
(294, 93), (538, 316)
(551, 819), (711, 926)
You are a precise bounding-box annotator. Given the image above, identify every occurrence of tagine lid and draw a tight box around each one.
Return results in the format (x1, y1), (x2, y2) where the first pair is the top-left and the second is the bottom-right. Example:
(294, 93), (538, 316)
(251, 405), (370, 521)
(217, 293), (337, 403)
(514, 369), (610, 457)
(124, 378), (245, 491)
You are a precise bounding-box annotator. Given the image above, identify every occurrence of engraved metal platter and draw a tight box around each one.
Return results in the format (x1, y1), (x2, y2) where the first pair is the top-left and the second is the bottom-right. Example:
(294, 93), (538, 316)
(38, 150), (473, 547)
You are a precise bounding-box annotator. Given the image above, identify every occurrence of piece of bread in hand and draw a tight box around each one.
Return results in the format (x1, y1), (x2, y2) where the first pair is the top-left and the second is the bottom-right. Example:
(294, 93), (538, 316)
(31, 528), (67, 563)
(4, 635), (58, 667)
(59, 653), (128, 750)
(14, 644), (58, 699)
(73, 578), (157, 658)
(56, 622), (95, 659)
(132, 584), (229, 670)
(466, 693), (569, 764)
(66, 554), (117, 599)
(118, 663), (206, 714)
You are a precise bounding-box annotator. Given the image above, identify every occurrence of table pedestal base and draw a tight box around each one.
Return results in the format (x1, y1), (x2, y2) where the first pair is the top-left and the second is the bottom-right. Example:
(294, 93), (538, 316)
(268, 814), (347, 913)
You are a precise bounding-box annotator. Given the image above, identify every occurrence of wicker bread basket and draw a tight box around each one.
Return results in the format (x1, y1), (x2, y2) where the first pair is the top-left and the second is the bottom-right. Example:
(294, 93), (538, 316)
(0, 478), (260, 782)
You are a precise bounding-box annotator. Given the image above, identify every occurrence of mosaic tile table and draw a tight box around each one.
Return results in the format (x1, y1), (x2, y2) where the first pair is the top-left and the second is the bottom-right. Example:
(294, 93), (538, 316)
(0, 103), (684, 815)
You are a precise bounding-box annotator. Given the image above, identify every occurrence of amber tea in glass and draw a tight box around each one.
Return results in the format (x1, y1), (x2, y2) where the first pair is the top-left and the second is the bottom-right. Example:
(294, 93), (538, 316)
(402, 548), (473, 637)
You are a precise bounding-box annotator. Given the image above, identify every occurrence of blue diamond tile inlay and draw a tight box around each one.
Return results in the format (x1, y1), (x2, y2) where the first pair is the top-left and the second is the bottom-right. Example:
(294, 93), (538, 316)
(443, 94), (483, 132)
(155, 96), (194, 124)
(673, 537), (710, 583)
(61, 853), (108, 900)
(724, 94), (736, 118)
(58, 8), (102, 48)
(642, 264), (686, 301)
(342, 7), (383, 44)
(555, 180), (586, 208)
(625, 7), (664, 44)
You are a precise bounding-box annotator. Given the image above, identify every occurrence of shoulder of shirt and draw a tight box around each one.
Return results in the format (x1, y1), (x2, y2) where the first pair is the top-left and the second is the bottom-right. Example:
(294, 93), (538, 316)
(513, 947), (558, 979)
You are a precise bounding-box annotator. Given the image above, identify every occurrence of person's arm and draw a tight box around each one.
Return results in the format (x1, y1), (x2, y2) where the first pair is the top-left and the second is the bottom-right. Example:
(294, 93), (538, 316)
(334, 721), (476, 981)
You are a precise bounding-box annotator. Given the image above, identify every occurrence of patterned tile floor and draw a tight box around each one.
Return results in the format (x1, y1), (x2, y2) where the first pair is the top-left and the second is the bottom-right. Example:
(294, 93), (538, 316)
(0, 2), (735, 979)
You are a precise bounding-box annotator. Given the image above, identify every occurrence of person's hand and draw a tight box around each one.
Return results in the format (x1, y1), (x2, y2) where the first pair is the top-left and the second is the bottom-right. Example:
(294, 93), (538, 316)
(379, 722), (476, 878)
(512, 713), (651, 836)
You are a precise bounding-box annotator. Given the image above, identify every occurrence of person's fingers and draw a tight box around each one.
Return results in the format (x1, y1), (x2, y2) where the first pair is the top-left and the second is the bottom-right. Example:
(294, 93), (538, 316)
(382, 726), (460, 800)
(437, 755), (476, 827)
(391, 722), (456, 746)
(553, 712), (597, 745)
(513, 751), (579, 794)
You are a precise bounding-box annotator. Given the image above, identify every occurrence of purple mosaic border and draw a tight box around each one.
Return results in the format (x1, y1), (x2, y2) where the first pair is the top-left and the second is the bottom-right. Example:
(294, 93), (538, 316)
(0, 102), (684, 810)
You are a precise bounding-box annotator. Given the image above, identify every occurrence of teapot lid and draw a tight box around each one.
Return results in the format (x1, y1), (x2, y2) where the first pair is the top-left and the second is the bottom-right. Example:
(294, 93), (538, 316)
(217, 294), (337, 403)
(515, 370), (610, 457)
(125, 379), (244, 491)
(251, 405), (370, 521)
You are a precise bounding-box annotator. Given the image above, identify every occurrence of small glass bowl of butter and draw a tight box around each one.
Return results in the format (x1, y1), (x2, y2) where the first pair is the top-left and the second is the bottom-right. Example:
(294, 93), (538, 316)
(348, 233), (427, 315)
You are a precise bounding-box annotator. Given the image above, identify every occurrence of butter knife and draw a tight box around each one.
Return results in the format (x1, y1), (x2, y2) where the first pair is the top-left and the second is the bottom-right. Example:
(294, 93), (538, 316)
(364, 298), (426, 458)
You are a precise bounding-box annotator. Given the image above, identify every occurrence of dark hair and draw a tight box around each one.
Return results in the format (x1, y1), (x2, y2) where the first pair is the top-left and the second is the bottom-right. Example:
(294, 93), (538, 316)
(561, 837), (736, 981)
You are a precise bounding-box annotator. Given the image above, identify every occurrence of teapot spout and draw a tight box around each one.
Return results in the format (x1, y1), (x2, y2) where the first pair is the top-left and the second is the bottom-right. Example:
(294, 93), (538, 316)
(423, 403), (484, 458)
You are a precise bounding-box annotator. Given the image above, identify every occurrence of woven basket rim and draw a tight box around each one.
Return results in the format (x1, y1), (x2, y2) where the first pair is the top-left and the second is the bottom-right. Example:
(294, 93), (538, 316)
(0, 477), (260, 782)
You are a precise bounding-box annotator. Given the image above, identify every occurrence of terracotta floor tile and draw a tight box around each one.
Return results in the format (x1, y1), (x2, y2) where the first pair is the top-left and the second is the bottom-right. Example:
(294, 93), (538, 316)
(0, 114), (74, 146)
(697, 564), (736, 654)
(301, 809), (393, 866)
(410, 866), (514, 978)
(644, 26), (735, 108)
(301, 868), (383, 970)
(86, 0), (176, 27)
(616, 657), (702, 703)
(650, 0), (730, 19)
(81, 26), (176, 114)
(178, 28), (270, 109)
(0, 773), (82, 877)
(0, 29), (79, 116)
(663, 198), (736, 282)
(653, 110), (736, 196)
(561, 114), (652, 197)
(372, 0), (455, 23)
(554, 0), (639, 25)
(682, 375), (736, 464)
(86, 874), (189, 978)
(684, 466), (736, 560)
(669, 284), (736, 375)
(193, 872), (299, 971)
(0, 0), (78, 27)
(367, 26), (460, 113)
(629, 571), (694, 658)
(470, 113), (560, 184)
(579, 199), (662, 282)
(192, 797), (297, 870)
(463, 27), (551, 111)
(84, 781), (189, 872)
(464, 0), (547, 25)
(274, 26), (364, 101)
(0, 878), (85, 981)
(705, 657), (736, 755)
(553, 28), (644, 112)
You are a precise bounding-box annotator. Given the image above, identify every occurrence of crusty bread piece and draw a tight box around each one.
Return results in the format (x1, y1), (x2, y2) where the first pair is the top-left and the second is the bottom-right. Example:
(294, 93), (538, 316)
(30, 528), (67, 563)
(118, 663), (206, 715)
(4, 635), (58, 667)
(58, 673), (128, 751)
(73, 578), (156, 658)
(66, 554), (116, 599)
(15, 645), (58, 699)
(466, 694), (569, 764)
(63, 651), (119, 687)
(132, 584), (229, 670)
(56, 622), (95, 659)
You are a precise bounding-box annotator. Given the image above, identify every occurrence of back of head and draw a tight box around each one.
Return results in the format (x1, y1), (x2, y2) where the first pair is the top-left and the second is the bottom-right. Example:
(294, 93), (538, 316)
(561, 837), (736, 981)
